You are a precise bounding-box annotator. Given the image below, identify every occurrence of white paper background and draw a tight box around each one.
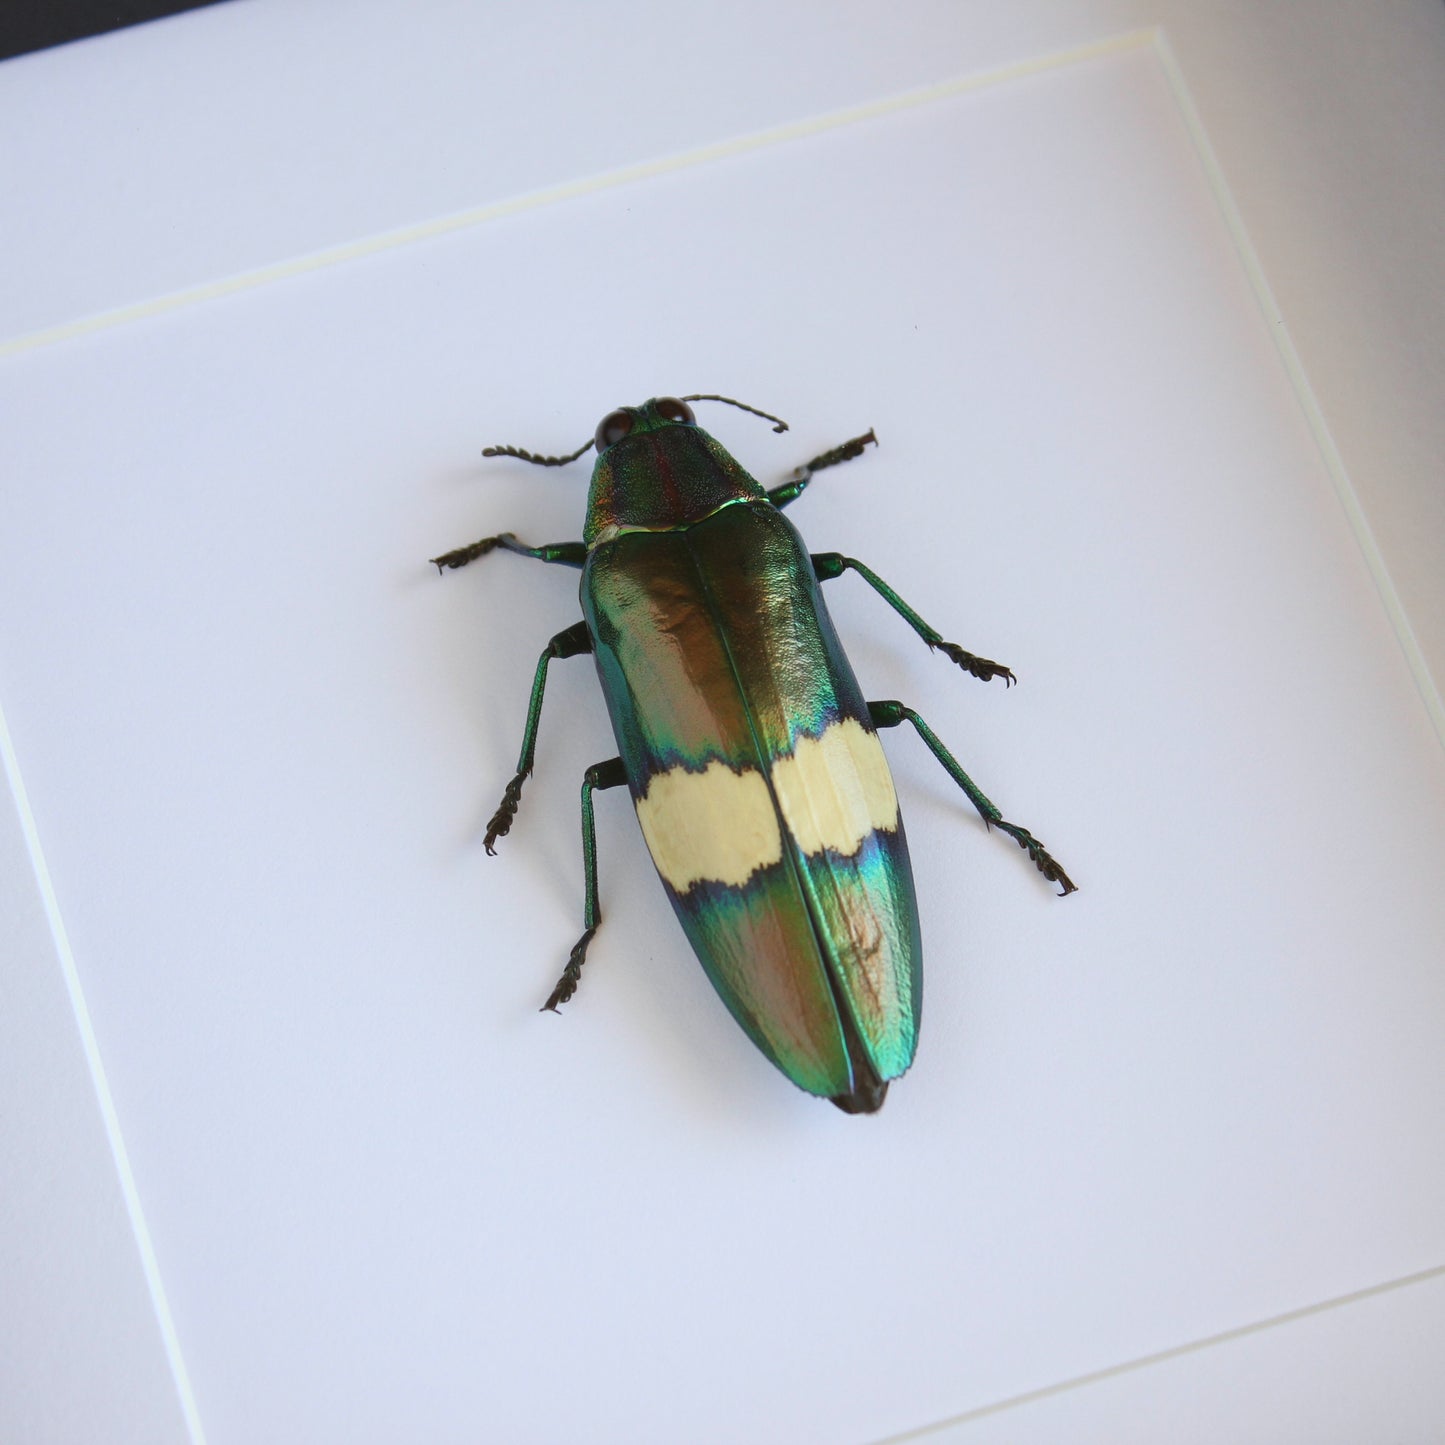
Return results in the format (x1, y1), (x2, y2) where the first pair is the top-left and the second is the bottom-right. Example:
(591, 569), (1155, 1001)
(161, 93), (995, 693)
(7, 1), (1444, 694)
(3, 30), (1444, 1445)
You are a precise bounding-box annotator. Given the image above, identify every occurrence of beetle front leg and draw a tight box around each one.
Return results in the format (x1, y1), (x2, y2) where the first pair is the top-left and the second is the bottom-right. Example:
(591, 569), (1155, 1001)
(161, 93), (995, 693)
(816, 554), (1016, 686)
(430, 532), (587, 573)
(767, 430), (878, 509)
(485, 620), (593, 853)
(543, 757), (629, 1012)
(869, 700), (1076, 895)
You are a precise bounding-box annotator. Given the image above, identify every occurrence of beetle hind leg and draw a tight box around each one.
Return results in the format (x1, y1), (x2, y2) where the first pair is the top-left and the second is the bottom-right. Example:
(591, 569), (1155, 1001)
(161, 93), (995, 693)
(483, 773), (526, 854)
(542, 758), (629, 1012)
(483, 620), (593, 853)
(988, 821), (1076, 895)
(869, 700), (1077, 896)
(541, 927), (596, 1013)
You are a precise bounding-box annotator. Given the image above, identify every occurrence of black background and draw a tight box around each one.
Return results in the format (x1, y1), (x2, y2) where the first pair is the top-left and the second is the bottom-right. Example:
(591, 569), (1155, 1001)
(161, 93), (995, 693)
(1, 0), (231, 61)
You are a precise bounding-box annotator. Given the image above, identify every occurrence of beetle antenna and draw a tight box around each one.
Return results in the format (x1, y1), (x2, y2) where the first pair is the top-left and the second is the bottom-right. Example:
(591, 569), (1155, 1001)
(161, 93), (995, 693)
(681, 394), (789, 433)
(482, 439), (595, 467)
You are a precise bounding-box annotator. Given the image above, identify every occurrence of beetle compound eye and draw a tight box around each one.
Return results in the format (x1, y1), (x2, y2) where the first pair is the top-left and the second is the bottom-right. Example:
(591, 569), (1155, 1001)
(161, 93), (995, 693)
(655, 397), (696, 425)
(595, 410), (634, 451)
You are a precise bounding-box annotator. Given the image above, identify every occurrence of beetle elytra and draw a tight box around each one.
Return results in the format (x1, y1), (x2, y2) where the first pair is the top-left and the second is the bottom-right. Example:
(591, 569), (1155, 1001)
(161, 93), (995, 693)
(432, 395), (1074, 1113)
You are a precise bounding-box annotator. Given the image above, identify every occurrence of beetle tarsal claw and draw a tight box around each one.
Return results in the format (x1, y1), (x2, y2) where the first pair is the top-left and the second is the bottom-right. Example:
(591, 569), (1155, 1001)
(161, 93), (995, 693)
(995, 822), (1077, 896)
(429, 533), (511, 573)
(935, 640), (1017, 686)
(484, 772), (527, 854)
(542, 926), (598, 1011)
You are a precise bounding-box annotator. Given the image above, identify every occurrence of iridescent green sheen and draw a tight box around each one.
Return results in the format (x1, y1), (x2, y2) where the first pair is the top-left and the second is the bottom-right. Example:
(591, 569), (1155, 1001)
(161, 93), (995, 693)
(797, 830), (920, 1080)
(436, 397), (1075, 1112)
(582, 400), (765, 546)
(582, 483), (922, 1105)
(672, 864), (852, 1098)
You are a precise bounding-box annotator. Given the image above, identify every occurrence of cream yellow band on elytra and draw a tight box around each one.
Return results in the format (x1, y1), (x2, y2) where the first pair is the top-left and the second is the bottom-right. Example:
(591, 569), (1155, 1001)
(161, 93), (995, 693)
(635, 759), (783, 890)
(770, 717), (899, 857)
(634, 719), (899, 892)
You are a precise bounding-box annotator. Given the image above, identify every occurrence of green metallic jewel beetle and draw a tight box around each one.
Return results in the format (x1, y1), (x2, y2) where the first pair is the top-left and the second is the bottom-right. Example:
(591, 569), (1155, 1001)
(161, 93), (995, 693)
(432, 395), (1075, 1113)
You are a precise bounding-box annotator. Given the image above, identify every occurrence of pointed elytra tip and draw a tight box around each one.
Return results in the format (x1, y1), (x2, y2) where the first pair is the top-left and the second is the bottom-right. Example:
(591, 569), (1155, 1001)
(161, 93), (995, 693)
(830, 1079), (889, 1114)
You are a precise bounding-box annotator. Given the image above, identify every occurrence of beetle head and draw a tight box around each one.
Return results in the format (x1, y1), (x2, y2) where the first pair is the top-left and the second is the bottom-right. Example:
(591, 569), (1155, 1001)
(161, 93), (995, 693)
(583, 397), (767, 546)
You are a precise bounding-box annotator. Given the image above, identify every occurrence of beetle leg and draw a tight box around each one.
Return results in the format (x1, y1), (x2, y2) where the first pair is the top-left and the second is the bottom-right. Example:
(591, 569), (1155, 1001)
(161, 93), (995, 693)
(543, 757), (629, 1012)
(815, 554), (1016, 686)
(767, 430), (877, 509)
(430, 532), (587, 573)
(485, 621), (594, 853)
(868, 700), (1076, 896)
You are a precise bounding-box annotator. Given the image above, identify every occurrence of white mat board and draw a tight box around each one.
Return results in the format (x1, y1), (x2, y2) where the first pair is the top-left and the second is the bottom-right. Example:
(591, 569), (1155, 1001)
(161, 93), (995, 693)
(2, 41), (1442, 1445)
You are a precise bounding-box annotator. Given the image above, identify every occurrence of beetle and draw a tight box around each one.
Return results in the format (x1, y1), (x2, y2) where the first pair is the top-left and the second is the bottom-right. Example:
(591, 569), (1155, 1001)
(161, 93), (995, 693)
(432, 395), (1074, 1113)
